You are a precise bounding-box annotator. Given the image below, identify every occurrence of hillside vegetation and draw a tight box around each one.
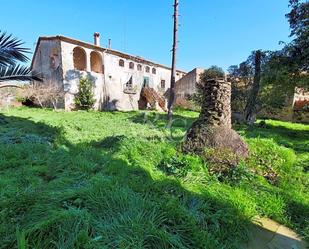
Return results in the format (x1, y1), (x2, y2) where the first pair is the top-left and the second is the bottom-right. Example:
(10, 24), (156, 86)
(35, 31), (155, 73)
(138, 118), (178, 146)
(0, 107), (308, 248)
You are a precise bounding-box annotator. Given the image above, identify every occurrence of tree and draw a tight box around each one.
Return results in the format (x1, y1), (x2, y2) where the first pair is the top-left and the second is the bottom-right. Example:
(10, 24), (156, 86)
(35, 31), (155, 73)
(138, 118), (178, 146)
(74, 77), (95, 110)
(228, 1), (308, 122)
(0, 31), (40, 82)
(244, 50), (262, 124)
(228, 62), (253, 114)
(201, 66), (225, 81)
(167, 0), (179, 125)
(286, 0), (309, 71)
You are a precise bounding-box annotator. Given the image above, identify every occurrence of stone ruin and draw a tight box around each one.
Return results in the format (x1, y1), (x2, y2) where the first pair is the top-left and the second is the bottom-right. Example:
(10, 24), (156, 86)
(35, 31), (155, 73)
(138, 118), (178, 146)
(182, 78), (249, 158)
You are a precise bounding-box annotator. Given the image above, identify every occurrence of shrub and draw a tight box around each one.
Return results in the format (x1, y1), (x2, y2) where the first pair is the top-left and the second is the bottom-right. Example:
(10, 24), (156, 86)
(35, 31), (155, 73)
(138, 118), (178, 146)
(200, 66), (225, 81)
(21, 82), (64, 110)
(74, 77), (95, 110)
(202, 148), (253, 183)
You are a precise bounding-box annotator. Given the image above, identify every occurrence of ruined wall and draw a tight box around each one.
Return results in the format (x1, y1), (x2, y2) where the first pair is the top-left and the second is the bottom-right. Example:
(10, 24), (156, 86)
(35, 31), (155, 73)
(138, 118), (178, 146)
(175, 68), (204, 99)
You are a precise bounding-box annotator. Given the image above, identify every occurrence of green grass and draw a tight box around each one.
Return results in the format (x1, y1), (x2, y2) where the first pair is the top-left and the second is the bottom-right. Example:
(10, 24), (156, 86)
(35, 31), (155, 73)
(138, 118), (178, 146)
(0, 107), (308, 249)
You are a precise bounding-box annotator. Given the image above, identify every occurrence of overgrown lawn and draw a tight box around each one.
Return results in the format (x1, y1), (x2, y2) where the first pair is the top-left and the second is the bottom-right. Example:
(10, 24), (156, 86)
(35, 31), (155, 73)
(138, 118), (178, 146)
(0, 107), (308, 248)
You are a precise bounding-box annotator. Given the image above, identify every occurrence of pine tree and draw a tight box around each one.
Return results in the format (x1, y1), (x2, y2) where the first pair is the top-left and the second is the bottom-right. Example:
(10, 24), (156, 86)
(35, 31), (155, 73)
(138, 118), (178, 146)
(74, 77), (95, 110)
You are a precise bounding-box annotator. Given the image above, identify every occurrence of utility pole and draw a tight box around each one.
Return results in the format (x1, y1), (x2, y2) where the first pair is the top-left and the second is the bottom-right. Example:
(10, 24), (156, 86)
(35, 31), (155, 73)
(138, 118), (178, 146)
(167, 0), (179, 125)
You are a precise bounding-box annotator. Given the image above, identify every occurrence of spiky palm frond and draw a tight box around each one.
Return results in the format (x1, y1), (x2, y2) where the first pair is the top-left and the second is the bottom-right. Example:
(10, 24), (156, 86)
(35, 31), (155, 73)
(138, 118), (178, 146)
(0, 64), (41, 82)
(0, 31), (29, 67)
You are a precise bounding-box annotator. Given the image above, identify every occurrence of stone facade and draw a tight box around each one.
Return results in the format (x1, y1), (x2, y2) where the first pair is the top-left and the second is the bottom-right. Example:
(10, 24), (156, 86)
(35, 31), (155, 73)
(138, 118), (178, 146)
(31, 35), (186, 111)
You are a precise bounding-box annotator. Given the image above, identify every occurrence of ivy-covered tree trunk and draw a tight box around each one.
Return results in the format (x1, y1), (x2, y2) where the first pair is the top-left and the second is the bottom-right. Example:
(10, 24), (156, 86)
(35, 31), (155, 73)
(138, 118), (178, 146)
(244, 50), (261, 125)
(183, 79), (248, 158)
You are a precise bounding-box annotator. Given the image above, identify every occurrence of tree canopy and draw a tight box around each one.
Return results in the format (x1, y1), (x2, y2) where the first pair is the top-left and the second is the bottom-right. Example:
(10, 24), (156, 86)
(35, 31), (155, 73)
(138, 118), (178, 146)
(0, 31), (40, 82)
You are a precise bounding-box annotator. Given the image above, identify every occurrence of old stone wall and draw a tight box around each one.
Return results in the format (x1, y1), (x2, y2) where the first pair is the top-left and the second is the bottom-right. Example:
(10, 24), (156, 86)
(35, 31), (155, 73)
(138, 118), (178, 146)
(175, 68), (204, 99)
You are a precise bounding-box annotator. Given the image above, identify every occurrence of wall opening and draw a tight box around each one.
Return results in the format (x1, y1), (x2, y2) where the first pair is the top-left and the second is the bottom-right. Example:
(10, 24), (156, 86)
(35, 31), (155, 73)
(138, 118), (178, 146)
(137, 64), (142, 71)
(129, 62), (135, 69)
(73, 47), (87, 71)
(119, 59), (125, 67)
(90, 51), (103, 73)
(152, 68), (156, 74)
(143, 77), (150, 88)
(145, 66), (150, 73)
(161, 80), (166, 89)
(126, 76), (133, 89)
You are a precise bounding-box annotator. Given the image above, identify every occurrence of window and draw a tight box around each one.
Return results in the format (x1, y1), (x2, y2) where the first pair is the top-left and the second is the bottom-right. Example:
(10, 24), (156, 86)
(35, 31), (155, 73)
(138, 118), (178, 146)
(119, 59), (125, 67)
(161, 80), (166, 89)
(143, 77), (150, 87)
(90, 51), (103, 73)
(73, 47), (87, 71)
(126, 76), (133, 89)
(137, 64), (142, 71)
(129, 62), (134, 69)
(152, 68), (156, 74)
(145, 66), (150, 73)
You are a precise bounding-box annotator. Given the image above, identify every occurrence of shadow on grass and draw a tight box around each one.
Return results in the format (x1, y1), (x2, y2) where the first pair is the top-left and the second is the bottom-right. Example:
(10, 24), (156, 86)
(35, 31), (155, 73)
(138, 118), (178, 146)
(128, 112), (197, 142)
(0, 113), (250, 248)
(0, 113), (308, 248)
(0, 113), (62, 143)
(129, 112), (197, 130)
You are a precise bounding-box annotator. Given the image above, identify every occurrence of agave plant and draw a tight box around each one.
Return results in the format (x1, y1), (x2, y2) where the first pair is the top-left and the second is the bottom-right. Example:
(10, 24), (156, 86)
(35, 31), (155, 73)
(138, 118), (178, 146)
(0, 31), (41, 82)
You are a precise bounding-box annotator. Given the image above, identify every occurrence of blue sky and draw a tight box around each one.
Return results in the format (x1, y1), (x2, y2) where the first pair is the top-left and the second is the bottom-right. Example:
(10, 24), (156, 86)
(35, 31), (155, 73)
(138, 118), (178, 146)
(1, 0), (291, 71)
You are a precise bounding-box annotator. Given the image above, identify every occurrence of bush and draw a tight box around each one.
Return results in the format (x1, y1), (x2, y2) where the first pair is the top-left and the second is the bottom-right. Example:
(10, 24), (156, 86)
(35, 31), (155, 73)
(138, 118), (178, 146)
(202, 148), (253, 183)
(74, 77), (95, 110)
(200, 66), (225, 81)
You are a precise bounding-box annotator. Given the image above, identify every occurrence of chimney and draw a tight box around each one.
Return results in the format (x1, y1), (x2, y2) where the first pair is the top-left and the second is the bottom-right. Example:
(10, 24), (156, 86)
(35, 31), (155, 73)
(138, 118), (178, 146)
(108, 38), (112, 49)
(94, 32), (100, 46)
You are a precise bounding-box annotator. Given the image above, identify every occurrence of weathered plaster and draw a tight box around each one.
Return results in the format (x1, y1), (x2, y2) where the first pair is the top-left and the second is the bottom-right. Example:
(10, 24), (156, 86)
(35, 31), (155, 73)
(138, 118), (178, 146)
(32, 36), (187, 111)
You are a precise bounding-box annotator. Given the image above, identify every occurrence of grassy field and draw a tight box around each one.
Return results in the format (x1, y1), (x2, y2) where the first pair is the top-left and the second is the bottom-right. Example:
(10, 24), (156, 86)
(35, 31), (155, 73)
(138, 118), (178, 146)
(0, 107), (308, 249)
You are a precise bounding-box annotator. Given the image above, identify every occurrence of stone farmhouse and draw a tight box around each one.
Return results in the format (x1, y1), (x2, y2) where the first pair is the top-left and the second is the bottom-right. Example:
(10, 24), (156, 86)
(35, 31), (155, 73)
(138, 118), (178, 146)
(31, 33), (187, 111)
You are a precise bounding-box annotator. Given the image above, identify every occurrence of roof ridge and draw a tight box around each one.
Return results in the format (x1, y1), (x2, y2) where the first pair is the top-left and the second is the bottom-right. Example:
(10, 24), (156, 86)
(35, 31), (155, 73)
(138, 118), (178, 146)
(33, 35), (187, 74)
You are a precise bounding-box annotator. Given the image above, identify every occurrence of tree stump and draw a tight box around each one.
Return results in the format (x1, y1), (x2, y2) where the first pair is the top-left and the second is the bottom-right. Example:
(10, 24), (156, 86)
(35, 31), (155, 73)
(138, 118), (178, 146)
(182, 79), (249, 158)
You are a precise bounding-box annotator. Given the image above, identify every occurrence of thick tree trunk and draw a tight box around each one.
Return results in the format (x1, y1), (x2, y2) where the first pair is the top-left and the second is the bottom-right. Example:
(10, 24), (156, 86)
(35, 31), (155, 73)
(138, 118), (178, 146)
(167, 0), (179, 125)
(245, 50), (262, 125)
(183, 79), (248, 158)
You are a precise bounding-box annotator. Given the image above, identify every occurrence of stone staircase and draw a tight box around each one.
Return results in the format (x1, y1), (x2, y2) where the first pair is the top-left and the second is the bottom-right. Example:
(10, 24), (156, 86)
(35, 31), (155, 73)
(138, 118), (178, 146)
(141, 87), (167, 111)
